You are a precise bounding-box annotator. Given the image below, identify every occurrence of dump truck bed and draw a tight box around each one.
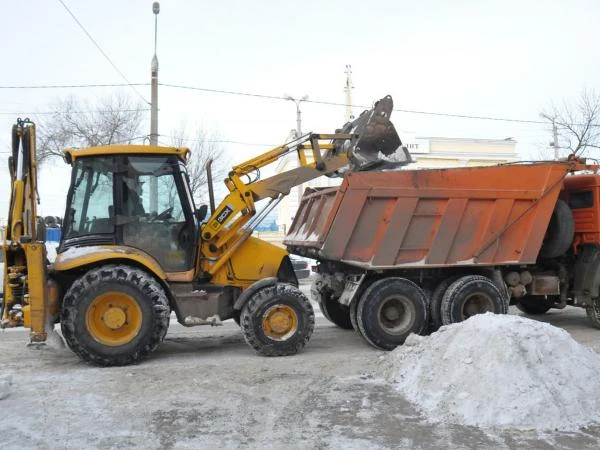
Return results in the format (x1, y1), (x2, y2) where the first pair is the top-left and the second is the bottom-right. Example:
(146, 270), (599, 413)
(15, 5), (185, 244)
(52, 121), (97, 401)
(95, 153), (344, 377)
(284, 162), (573, 269)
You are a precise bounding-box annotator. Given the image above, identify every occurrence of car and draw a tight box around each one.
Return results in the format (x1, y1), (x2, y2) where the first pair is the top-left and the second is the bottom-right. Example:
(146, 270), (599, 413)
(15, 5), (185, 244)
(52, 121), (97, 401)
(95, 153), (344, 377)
(290, 255), (312, 280)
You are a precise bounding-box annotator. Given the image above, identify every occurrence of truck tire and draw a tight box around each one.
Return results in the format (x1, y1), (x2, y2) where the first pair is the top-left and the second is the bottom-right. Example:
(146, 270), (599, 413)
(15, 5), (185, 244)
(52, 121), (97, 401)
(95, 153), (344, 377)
(240, 283), (314, 356)
(61, 265), (170, 366)
(515, 295), (555, 315)
(586, 298), (600, 329)
(429, 275), (461, 331)
(441, 275), (508, 325)
(539, 200), (574, 259)
(317, 292), (353, 330)
(349, 298), (360, 333)
(356, 277), (428, 350)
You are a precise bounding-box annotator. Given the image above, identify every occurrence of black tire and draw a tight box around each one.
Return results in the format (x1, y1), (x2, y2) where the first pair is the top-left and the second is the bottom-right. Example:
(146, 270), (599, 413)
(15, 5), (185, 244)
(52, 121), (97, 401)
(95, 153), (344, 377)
(586, 298), (600, 329)
(60, 264), (170, 366)
(430, 275), (461, 331)
(317, 292), (353, 330)
(232, 311), (241, 326)
(349, 297), (360, 333)
(441, 275), (508, 325)
(356, 277), (428, 350)
(240, 283), (314, 356)
(539, 200), (574, 259)
(515, 295), (555, 315)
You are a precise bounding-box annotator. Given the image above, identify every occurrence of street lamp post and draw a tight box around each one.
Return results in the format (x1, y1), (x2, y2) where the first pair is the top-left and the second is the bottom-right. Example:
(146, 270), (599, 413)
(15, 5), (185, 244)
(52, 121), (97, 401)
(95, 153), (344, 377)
(149, 1), (160, 212)
(285, 94), (309, 220)
(150, 2), (160, 146)
(285, 94), (309, 139)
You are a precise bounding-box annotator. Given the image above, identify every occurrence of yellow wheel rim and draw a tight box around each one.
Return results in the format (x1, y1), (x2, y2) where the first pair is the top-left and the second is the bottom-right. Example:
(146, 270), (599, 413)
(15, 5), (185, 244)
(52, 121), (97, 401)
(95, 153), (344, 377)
(261, 304), (298, 341)
(85, 291), (142, 346)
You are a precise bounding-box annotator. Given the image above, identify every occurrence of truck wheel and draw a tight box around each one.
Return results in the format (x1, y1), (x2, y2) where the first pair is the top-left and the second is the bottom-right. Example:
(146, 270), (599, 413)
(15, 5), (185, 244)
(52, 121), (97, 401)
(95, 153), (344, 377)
(356, 278), (428, 350)
(539, 200), (574, 259)
(430, 275), (461, 331)
(240, 283), (314, 356)
(586, 298), (600, 329)
(516, 295), (555, 315)
(317, 292), (353, 330)
(349, 298), (360, 333)
(441, 275), (508, 325)
(61, 265), (170, 366)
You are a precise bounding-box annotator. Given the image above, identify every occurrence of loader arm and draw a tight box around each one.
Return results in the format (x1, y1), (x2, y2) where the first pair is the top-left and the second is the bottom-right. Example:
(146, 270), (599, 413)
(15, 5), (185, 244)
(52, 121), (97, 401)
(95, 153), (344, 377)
(1, 120), (51, 343)
(200, 95), (411, 277)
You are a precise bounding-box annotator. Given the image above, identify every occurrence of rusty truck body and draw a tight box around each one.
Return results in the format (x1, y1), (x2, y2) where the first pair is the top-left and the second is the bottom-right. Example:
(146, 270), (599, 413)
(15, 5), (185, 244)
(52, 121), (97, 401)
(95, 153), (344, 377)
(284, 161), (600, 350)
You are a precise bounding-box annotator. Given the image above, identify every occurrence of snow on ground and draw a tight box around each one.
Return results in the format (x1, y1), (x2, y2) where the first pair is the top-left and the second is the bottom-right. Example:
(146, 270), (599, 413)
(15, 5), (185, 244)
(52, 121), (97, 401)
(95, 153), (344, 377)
(0, 374), (12, 400)
(381, 313), (600, 431)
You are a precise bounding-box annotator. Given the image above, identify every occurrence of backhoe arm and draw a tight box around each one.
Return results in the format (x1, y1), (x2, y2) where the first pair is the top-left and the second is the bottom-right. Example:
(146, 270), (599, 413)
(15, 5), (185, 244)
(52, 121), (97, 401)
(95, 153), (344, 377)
(200, 95), (412, 277)
(1, 120), (52, 344)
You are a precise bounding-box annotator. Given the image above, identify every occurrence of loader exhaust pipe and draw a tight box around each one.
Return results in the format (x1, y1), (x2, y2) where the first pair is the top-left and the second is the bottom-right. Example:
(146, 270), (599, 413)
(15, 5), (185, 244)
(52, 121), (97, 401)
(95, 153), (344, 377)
(337, 95), (412, 172)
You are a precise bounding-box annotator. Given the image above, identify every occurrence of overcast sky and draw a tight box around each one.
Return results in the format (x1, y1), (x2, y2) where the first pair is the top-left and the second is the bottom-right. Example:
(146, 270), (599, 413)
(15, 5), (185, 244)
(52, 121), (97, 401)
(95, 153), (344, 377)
(1, 0), (599, 217)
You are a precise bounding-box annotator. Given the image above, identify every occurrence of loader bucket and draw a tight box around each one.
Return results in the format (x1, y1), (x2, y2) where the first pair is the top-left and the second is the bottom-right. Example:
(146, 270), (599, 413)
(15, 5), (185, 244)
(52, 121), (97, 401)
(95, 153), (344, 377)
(337, 95), (412, 172)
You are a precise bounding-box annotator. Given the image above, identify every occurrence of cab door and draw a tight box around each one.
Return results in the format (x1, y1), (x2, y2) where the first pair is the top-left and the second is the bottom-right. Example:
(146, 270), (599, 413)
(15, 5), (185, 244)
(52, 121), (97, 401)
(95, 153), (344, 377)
(117, 155), (198, 272)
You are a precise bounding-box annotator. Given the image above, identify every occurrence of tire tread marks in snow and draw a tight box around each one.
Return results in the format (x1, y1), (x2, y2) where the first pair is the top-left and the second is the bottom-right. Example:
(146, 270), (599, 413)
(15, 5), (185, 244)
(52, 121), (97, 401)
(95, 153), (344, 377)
(61, 264), (170, 366)
(240, 283), (314, 356)
(441, 275), (508, 325)
(356, 277), (428, 351)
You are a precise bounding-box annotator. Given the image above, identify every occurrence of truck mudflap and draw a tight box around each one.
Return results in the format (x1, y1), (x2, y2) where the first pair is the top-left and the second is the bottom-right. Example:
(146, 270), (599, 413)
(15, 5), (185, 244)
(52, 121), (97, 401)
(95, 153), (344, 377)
(337, 274), (366, 306)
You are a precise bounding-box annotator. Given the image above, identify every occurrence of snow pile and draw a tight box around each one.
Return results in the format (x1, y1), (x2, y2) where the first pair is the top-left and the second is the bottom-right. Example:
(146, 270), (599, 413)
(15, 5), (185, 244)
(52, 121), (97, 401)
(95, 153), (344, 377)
(0, 374), (13, 400)
(381, 313), (600, 430)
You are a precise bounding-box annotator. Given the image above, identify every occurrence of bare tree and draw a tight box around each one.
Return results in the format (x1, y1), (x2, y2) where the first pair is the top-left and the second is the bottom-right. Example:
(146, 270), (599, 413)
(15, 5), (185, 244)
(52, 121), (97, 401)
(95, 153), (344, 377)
(36, 94), (146, 162)
(168, 124), (228, 204)
(541, 89), (600, 158)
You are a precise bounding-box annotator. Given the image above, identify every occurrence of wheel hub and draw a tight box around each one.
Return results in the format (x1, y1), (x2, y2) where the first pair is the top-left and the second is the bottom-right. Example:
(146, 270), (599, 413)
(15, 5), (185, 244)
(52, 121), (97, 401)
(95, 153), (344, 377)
(261, 305), (298, 341)
(103, 307), (127, 329)
(85, 292), (142, 346)
(462, 293), (493, 319)
(378, 296), (414, 335)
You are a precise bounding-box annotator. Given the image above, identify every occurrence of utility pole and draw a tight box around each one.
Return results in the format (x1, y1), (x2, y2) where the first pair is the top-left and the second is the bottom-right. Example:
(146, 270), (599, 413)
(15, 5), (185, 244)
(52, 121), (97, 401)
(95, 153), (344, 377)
(149, 1), (160, 212)
(344, 65), (354, 123)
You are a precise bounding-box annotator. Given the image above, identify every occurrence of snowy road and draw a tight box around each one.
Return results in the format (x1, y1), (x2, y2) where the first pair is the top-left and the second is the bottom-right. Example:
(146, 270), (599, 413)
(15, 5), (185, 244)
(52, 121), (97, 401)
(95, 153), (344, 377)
(1, 280), (600, 449)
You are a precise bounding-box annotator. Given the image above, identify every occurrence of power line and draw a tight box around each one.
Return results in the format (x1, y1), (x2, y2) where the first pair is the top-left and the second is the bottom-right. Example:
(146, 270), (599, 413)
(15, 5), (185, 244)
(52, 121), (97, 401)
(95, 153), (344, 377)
(0, 83), (148, 89)
(159, 82), (549, 125)
(56, 0), (149, 105)
(0, 79), (586, 127)
(160, 134), (277, 147)
(0, 109), (150, 116)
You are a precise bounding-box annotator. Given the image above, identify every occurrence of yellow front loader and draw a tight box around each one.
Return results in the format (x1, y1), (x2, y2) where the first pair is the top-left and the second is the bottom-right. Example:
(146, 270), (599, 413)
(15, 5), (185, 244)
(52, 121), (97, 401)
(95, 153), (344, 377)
(1, 96), (410, 366)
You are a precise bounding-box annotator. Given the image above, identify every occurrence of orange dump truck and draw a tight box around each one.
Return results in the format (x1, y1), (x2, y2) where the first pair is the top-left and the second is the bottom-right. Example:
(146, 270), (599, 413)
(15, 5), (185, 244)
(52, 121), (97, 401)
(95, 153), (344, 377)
(284, 161), (600, 349)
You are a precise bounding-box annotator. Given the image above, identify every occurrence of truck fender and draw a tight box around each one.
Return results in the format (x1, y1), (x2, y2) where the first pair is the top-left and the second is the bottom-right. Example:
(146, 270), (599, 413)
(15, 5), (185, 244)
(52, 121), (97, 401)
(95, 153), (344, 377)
(572, 245), (600, 306)
(233, 277), (278, 311)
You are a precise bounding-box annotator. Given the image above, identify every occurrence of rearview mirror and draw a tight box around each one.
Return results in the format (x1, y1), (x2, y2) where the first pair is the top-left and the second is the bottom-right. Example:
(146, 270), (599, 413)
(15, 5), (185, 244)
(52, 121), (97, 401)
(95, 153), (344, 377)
(196, 204), (208, 222)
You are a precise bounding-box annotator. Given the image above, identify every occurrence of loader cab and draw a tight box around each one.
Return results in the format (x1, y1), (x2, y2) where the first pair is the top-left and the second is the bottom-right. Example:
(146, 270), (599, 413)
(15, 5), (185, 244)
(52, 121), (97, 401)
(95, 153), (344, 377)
(60, 150), (198, 272)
